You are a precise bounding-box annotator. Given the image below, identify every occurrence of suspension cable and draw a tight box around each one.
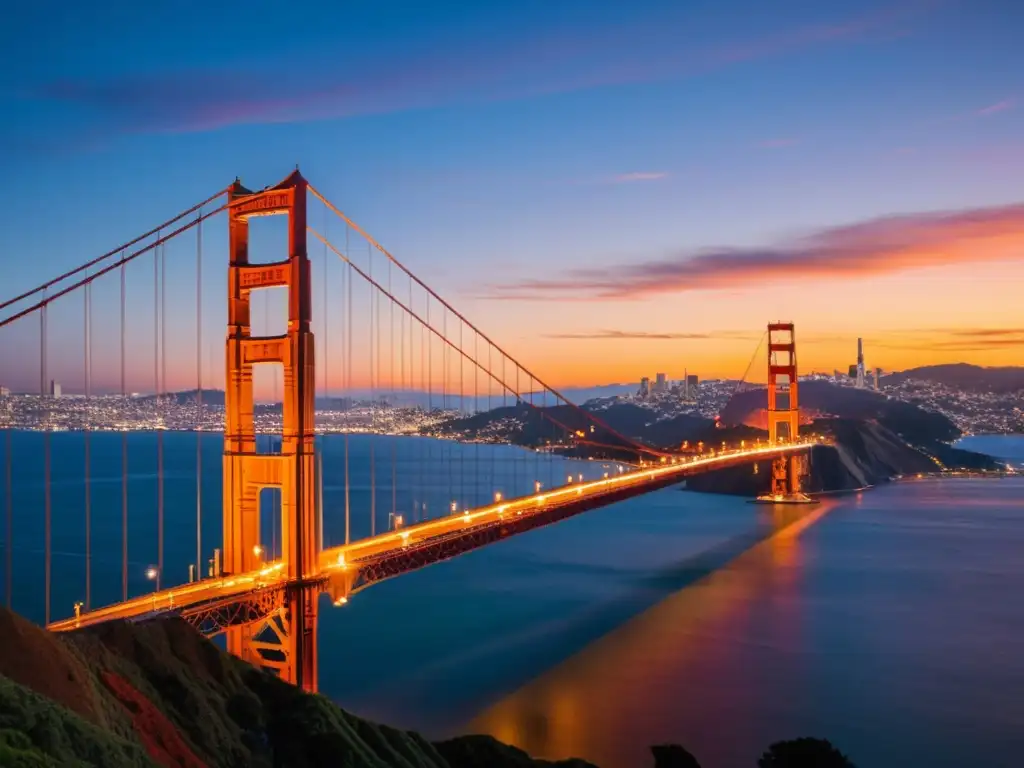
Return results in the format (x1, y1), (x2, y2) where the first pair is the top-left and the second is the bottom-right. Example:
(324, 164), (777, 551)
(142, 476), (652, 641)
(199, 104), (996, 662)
(84, 272), (92, 610)
(196, 209), (203, 576)
(311, 227), (641, 460)
(0, 203), (229, 330)
(733, 330), (769, 398)
(120, 254), (128, 602)
(42, 291), (51, 625)
(0, 187), (230, 314)
(154, 232), (164, 587)
(4, 424), (10, 609)
(309, 185), (665, 458)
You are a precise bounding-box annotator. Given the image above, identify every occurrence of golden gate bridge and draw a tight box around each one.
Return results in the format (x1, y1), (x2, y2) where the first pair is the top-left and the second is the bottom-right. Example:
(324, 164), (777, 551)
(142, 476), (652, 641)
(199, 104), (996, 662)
(0, 169), (818, 692)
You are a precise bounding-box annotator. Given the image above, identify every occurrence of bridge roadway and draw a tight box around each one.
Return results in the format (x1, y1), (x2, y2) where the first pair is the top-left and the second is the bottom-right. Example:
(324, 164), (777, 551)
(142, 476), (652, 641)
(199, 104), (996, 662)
(49, 441), (817, 633)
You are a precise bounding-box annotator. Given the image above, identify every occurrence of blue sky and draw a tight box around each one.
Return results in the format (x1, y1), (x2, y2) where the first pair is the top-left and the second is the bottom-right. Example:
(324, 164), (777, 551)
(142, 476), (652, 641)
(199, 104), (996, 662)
(1, 0), (1023, 391)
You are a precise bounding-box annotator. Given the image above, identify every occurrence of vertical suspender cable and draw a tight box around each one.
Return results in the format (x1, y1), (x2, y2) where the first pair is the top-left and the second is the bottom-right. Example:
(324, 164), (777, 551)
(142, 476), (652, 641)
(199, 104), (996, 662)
(368, 242), (375, 537)
(84, 274), (92, 609)
(318, 452), (324, 552)
(4, 424), (10, 609)
(427, 298), (432, 504)
(155, 232), (164, 586)
(474, 332), (480, 506)
(344, 227), (351, 544)
(324, 208), (329, 401)
(196, 210), (203, 575)
(42, 294), (51, 624)
(444, 310), (451, 510)
(389, 261), (396, 520)
(120, 257), (128, 602)
(460, 321), (465, 509)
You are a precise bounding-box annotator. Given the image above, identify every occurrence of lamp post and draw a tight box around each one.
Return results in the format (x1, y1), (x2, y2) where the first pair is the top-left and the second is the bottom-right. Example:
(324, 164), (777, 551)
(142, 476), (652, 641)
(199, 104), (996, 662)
(145, 566), (160, 592)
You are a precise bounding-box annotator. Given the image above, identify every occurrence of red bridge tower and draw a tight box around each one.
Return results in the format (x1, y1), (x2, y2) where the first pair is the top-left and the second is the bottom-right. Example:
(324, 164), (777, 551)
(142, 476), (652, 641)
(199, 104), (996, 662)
(223, 171), (320, 691)
(758, 322), (813, 503)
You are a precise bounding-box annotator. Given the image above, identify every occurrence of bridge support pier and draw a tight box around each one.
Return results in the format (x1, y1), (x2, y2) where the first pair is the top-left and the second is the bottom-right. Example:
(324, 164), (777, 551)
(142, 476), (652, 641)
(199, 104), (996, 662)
(757, 323), (814, 505)
(223, 171), (321, 691)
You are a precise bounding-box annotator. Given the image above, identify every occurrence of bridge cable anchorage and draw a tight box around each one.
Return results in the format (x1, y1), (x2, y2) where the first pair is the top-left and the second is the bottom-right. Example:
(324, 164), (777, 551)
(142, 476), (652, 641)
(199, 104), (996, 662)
(310, 227), (651, 470)
(0, 187), (230, 315)
(309, 185), (667, 462)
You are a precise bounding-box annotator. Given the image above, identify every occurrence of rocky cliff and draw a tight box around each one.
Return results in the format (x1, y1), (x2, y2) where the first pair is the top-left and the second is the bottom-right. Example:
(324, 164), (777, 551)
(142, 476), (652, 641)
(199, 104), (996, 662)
(0, 608), (597, 768)
(685, 418), (1002, 496)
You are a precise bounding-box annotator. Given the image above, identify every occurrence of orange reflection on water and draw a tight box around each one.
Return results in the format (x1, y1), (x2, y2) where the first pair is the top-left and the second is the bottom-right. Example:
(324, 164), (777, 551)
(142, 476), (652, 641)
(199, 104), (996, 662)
(468, 501), (837, 768)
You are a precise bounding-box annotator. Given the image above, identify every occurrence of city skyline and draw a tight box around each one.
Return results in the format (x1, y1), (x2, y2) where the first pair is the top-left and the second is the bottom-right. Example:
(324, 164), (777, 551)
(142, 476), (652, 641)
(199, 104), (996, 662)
(2, 0), (1023, 393)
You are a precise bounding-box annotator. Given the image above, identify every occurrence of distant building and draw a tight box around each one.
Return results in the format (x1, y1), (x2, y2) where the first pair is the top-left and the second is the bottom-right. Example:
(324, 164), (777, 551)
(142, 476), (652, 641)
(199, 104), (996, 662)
(874, 367), (882, 390)
(655, 372), (667, 393)
(856, 337), (866, 389)
(0, 386), (9, 397)
(638, 377), (650, 399)
(848, 364), (858, 380)
(50, 380), (61, 398)
(685, 374), (699, 401)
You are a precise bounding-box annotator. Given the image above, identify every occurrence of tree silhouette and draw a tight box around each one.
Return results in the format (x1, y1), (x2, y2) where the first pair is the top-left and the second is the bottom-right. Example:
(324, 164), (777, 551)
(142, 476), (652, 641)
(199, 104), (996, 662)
(758, 738), (854, 768)
(651, 743), (702, 768)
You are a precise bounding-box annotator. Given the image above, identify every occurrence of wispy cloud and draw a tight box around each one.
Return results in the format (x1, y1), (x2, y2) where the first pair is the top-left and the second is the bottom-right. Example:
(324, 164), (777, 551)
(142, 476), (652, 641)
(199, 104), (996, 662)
(543, 329), (756, 341)
(24, 5), (919, 138)
(609, 172), (669, 184)
(871, 327), (1024, 352)
(484, 202), (1024, 301)
(977, 98), (1014, 116)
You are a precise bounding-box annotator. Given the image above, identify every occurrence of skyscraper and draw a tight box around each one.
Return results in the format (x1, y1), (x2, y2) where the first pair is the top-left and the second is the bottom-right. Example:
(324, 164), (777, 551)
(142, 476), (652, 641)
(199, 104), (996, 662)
(655, 372), (667, 393)
(855, 338), (866, 390)
(638, 377), (650, 399)
(50, 380), (61, 398)
(685, 374), (699, 401)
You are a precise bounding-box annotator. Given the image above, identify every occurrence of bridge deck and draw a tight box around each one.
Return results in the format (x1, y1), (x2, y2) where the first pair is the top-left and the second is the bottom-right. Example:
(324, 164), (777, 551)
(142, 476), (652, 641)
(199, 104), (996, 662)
(49, 441), (817, 632)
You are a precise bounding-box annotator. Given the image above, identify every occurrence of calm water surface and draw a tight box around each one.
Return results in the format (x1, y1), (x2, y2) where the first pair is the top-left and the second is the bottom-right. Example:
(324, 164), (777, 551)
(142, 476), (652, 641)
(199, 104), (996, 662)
(1, 432), (1022, 767)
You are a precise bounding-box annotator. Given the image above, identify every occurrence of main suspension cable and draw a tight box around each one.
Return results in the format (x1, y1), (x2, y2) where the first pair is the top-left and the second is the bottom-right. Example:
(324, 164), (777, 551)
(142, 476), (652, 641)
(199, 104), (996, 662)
(309, 185), (665, 458)
(0, 203), (230, 330)
(0, 187), (230, 314)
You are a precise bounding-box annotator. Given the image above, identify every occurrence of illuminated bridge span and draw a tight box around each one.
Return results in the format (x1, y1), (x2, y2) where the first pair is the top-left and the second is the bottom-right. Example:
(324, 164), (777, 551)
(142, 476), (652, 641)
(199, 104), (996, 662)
(0, 170), (817, 692)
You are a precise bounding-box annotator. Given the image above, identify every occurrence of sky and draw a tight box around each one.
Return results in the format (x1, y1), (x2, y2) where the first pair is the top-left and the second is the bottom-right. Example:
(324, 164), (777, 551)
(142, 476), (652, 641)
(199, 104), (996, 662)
(1, 0), (1023, 395)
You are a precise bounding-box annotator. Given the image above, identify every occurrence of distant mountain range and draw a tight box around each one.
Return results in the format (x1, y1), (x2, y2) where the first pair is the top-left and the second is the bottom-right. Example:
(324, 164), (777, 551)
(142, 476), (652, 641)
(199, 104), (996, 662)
(145, 385), (639, 409)
(884, 363), (1024, 393)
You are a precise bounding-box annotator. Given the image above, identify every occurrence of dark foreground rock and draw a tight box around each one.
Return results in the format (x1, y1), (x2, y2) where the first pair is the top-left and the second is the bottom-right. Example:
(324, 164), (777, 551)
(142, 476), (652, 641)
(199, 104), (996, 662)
(0, 607), (597, 768)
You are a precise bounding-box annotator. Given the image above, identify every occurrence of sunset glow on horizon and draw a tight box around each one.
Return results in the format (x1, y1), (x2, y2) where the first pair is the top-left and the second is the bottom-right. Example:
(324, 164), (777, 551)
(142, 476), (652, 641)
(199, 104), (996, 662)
(1, 0), (1022, 396)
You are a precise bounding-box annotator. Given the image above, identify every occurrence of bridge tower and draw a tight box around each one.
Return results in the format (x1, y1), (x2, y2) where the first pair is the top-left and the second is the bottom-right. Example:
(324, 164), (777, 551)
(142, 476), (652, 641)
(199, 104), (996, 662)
(223, 171), (319, 692)
(759, 322), (812, 503)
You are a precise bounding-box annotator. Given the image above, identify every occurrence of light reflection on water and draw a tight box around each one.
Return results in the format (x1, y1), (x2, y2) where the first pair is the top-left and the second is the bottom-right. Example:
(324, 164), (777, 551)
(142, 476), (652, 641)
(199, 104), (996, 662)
(464, 473), (1024, 768)
(469, 503), (838, 768)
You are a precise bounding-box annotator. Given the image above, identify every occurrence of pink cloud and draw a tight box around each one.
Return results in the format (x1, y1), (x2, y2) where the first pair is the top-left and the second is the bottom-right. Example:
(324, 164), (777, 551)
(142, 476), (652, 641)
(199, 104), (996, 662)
(610, 172), (669, 183)
(977, 98), (1014, 116)
(484, 201), (1024, 301)
(28, 5), (921, 138)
